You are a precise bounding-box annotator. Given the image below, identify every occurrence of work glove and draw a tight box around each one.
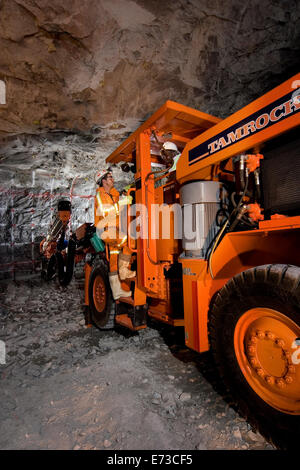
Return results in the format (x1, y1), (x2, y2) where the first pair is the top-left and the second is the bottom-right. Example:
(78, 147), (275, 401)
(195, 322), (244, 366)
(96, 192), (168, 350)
(118, 195), (133, 206)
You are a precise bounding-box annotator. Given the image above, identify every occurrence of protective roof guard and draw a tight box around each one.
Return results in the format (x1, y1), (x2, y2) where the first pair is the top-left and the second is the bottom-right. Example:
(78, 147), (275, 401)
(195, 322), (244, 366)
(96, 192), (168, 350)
(105, 100), (221, 165)
(176, 73), (300, 183)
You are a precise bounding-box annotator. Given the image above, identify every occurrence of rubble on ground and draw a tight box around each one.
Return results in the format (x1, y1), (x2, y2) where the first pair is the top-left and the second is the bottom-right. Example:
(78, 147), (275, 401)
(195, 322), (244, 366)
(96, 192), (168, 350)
(0, 278), (275, 450)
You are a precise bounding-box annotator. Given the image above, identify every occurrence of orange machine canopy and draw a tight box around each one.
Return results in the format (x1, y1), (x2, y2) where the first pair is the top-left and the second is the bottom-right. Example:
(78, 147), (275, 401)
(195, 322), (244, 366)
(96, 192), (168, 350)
(105, 100), (221, 165)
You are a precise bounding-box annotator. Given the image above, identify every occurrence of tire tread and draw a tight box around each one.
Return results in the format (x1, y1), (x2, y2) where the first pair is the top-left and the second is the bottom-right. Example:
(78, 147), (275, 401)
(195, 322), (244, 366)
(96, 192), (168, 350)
(88, 256), (115, 330)
(208, 263), (300, 449)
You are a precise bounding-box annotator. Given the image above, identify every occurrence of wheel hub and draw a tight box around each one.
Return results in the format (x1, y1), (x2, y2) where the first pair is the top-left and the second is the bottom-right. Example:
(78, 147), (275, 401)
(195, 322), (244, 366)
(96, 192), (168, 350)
(234, 307), (300, 415)
(93, 275), (106, 312)
(246, 329), (296, 390)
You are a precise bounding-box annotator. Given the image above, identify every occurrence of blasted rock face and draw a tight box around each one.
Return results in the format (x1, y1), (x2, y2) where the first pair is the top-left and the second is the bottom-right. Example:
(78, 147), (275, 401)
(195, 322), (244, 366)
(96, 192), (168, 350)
(0, 0), (299, 137)
(0, 130), (135, 279)
(0, 0), (299, 278)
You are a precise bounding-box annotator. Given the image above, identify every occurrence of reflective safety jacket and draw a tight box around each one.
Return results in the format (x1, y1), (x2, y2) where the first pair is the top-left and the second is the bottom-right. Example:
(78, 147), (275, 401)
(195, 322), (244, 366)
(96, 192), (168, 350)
(169, 153), (181, 173)
(94, 186), (120, 227)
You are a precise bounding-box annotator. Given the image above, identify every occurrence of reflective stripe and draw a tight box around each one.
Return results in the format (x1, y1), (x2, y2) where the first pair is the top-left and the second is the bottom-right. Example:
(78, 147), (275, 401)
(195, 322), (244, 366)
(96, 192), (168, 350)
(96, 193), (118, 216)
(117, 235), (128, 248)
(110, 250), (120, 254)
(169, 153), (181, 173)
(96, 193), (106, 216)
(96, 192), (102, 209)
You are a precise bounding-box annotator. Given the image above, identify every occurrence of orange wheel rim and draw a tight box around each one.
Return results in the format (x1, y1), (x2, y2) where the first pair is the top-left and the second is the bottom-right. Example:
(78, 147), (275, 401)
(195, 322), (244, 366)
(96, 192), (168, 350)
(234, 308), (300, 415)
(93, 275), (106, 312)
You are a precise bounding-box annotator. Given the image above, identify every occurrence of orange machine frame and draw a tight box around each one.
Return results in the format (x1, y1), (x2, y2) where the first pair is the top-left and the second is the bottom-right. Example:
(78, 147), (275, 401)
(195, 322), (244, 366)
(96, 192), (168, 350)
(106, 75), (300, 351)
(177, 74), (300, 183)
(106, 100), (220, 326)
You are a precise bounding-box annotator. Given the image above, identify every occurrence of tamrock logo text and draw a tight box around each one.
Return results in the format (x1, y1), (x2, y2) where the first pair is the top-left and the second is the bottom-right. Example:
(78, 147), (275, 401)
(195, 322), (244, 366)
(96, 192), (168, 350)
(189, 89), (300, 166)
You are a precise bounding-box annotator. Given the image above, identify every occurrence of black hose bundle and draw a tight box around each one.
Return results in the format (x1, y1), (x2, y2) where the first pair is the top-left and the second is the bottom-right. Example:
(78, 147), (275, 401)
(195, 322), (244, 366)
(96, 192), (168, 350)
(208, 177), (251, 278)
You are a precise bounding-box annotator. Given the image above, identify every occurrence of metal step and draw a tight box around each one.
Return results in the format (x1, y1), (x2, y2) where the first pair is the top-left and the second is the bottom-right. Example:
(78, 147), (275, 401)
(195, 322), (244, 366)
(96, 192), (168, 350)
(117, 296), (134, 305)
(115, 314), (147, 331)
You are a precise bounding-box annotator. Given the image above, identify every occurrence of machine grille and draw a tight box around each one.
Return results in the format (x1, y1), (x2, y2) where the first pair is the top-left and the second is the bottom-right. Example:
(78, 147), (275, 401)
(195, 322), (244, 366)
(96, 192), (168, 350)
(261, 127), (300, 215)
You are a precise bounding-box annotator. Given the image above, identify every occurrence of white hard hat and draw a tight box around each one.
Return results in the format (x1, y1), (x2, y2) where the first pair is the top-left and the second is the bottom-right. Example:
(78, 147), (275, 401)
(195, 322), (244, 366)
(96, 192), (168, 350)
(95, 169), (111, 184)
(162, 141), (179, 153)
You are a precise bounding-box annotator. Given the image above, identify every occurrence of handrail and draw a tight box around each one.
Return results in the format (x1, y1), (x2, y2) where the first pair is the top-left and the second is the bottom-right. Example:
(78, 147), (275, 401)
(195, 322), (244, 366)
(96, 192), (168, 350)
(127, 187), (137, 253)
(144, 170), (169, 265)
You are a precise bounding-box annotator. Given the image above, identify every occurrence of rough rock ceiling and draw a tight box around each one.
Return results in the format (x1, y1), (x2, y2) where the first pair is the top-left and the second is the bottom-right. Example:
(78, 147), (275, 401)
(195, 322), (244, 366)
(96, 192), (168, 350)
(1, 0), (299, 138)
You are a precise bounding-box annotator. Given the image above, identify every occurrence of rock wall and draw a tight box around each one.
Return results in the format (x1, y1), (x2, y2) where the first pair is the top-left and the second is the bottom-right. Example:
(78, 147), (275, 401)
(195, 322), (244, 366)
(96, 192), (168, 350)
(1, 0), (300, 135)
(0, 0), (299, 277)
(0, 130), (134, 278)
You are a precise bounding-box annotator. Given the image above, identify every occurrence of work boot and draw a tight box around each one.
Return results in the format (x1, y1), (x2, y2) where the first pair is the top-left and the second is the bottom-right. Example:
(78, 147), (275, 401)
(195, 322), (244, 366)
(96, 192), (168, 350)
(118, 253), (136, 280)
(109, 272), (132, 300)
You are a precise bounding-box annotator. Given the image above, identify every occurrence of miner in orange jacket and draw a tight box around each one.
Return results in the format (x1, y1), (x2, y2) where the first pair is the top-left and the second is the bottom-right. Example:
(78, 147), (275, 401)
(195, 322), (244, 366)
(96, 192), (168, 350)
(94, 169), (135, 300)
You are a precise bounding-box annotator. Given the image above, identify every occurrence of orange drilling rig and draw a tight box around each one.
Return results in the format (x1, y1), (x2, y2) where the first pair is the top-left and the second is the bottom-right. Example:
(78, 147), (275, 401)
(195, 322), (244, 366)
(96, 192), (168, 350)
(41, 74), (300, 447)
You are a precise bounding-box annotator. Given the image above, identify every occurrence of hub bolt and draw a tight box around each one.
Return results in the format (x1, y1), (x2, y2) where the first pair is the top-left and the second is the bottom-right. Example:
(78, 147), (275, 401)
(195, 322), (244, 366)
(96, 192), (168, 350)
(256, 330), (265, 340)
(250, 357), (258, 367)
(276, 378), (286, 388)
(256, 368), (265, 378)
(276, 338), (285, 348)
(247, 345), (256, 355)
(265, 331), (275, 340)
(265, 376), (275, 385)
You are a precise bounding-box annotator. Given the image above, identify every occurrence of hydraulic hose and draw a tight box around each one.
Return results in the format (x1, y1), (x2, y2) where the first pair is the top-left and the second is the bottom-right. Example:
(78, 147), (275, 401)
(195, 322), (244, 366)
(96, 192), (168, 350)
(208, 176), (249, 279)
(57, 236), (76, 287)
(208, 219), (229, 279)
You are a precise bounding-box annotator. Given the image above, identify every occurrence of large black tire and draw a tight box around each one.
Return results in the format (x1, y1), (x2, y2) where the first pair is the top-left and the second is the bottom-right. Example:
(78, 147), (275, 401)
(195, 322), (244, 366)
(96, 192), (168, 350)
(209, 264), (300, 449)
(88, 258), (115, 330)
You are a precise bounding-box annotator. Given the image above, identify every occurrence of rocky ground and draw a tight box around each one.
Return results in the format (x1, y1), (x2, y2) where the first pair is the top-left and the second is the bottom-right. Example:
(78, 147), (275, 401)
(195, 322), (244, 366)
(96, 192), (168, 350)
(0, 277), (275, 450)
